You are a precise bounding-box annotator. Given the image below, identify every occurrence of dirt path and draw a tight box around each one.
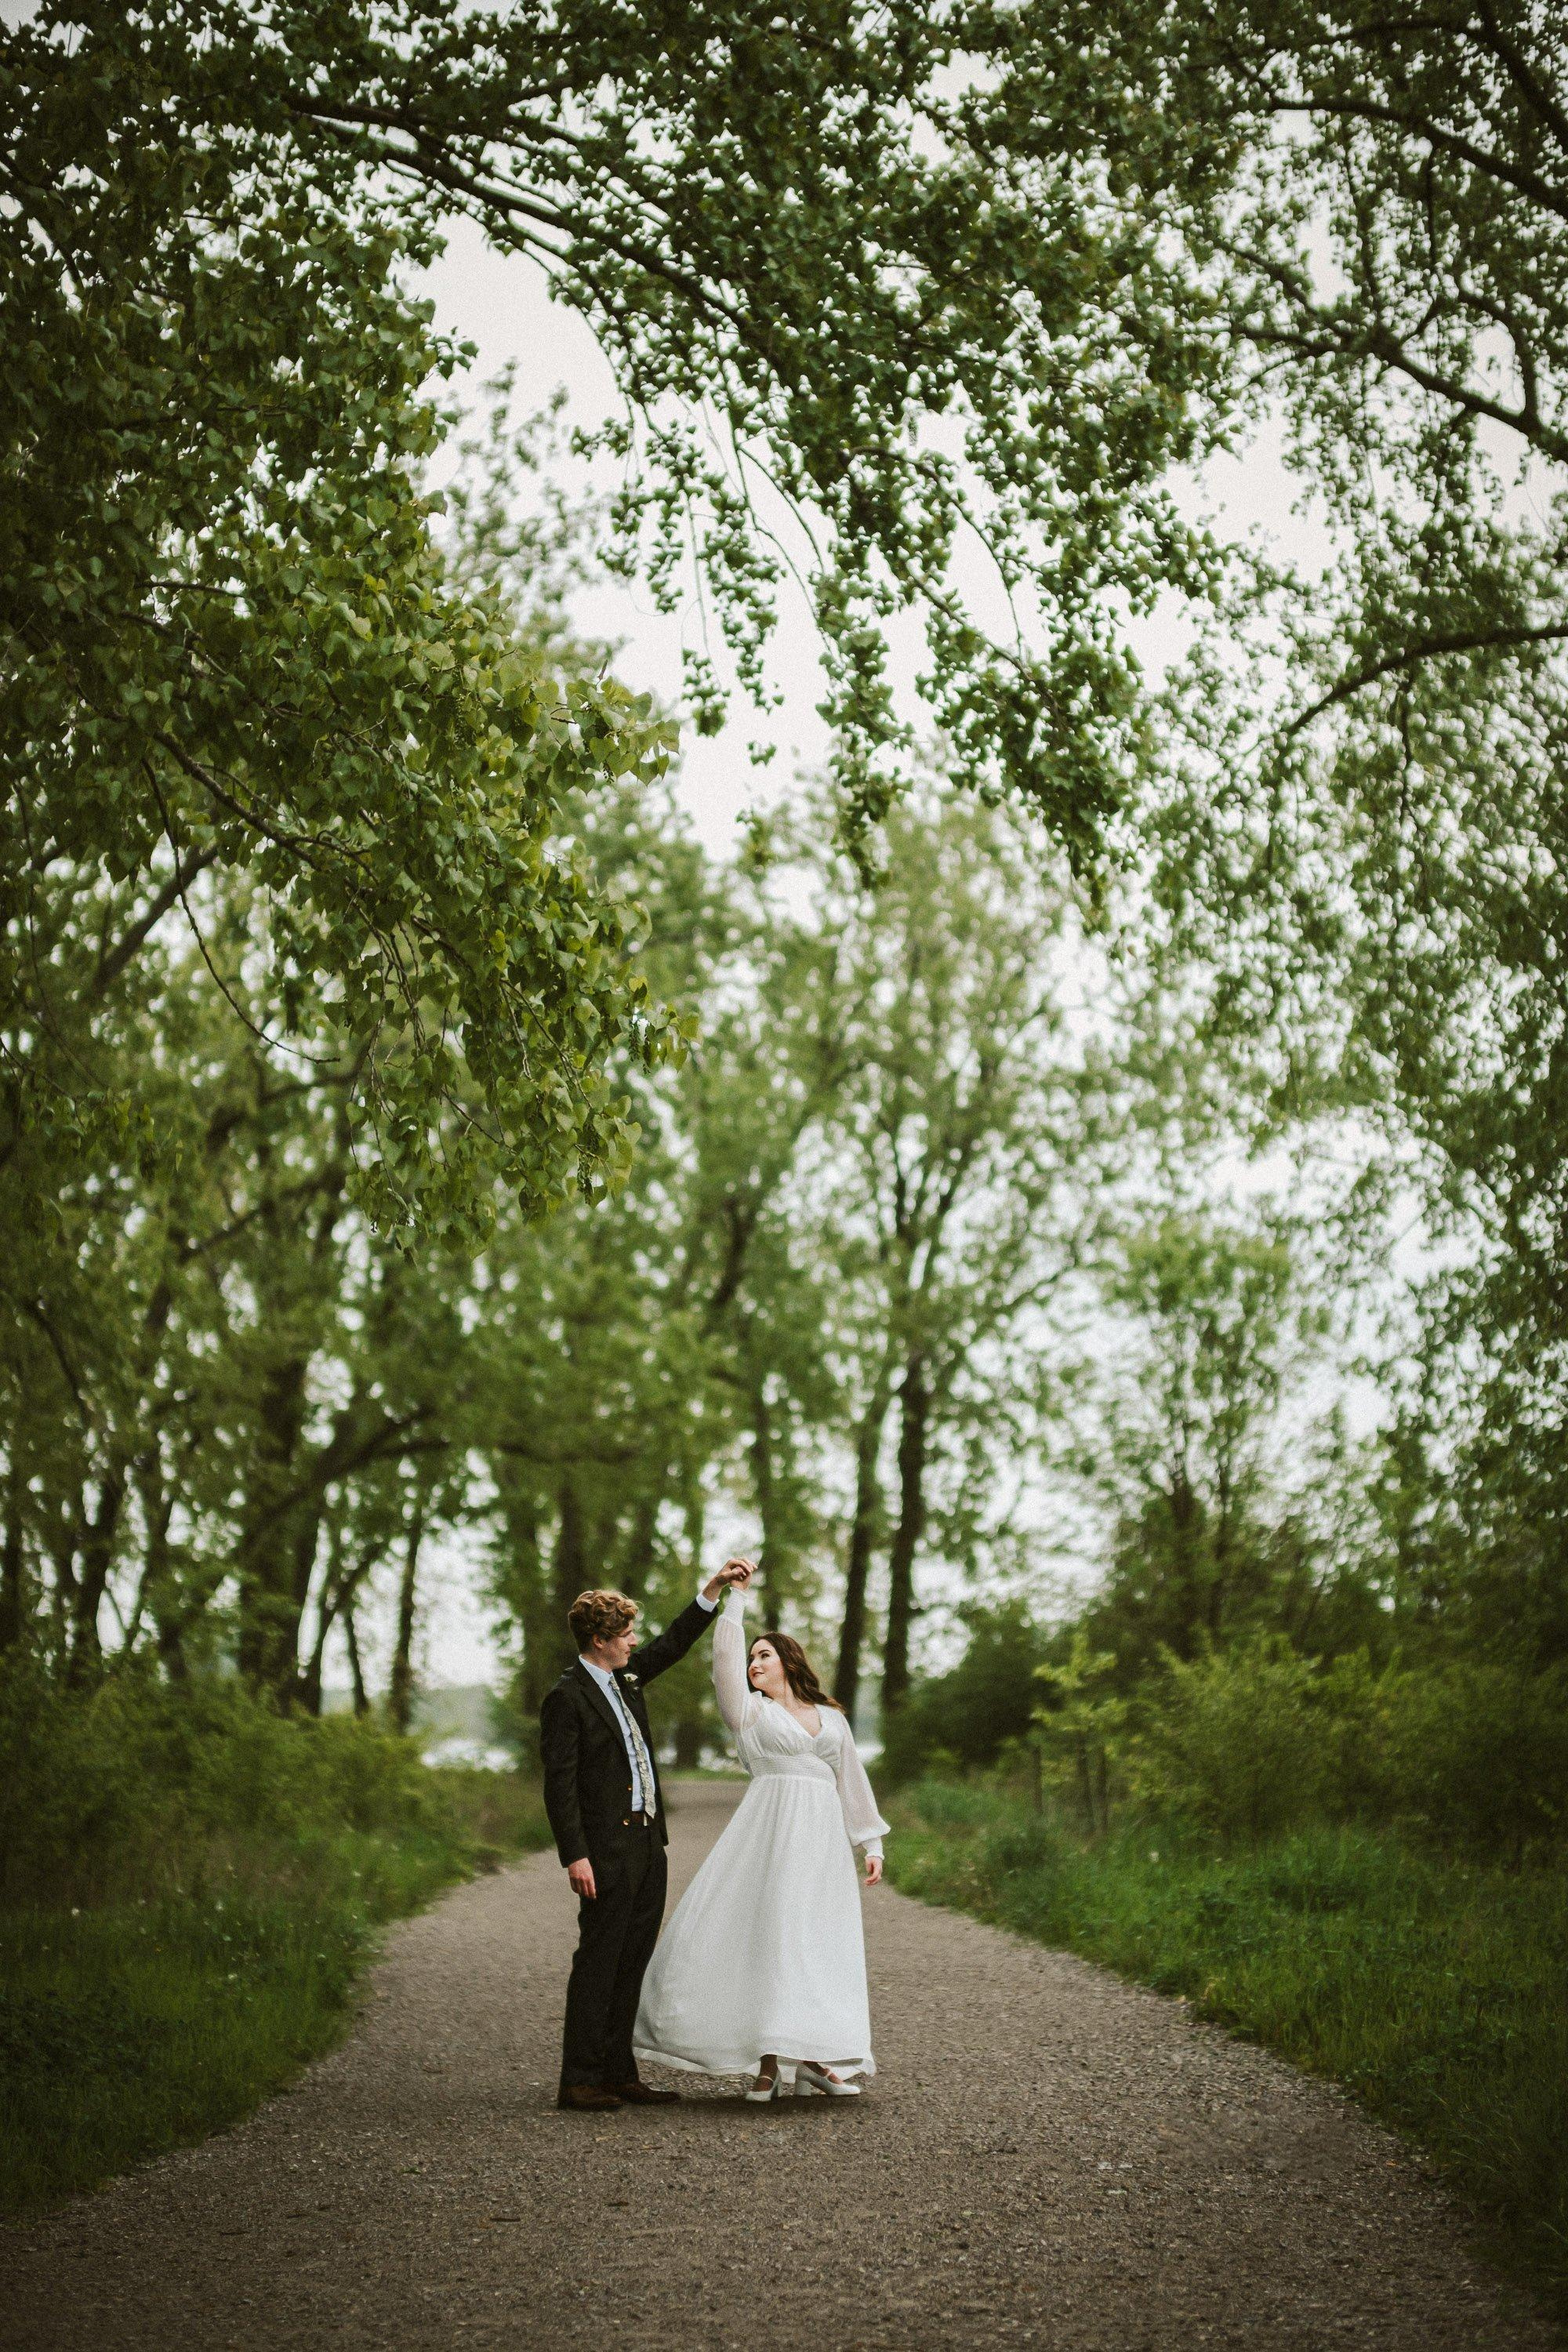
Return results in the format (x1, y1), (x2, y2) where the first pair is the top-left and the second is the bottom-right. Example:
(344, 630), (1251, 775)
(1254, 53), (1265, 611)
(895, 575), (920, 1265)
(2, 1781), (1551, 2351)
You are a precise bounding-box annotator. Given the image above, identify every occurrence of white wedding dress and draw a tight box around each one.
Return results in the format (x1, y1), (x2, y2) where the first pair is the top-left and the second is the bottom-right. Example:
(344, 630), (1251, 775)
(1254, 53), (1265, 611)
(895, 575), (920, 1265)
(633, 1585), (889, 2082)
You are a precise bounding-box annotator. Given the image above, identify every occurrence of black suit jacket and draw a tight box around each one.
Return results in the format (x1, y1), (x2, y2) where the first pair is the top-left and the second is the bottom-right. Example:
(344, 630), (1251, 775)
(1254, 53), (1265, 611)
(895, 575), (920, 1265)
(539, 1597), (715, 1864)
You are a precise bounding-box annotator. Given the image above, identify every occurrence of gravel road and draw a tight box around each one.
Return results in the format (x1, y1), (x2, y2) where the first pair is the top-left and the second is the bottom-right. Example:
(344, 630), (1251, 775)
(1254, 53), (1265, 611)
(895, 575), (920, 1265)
(2, 1780), (1552, 2351)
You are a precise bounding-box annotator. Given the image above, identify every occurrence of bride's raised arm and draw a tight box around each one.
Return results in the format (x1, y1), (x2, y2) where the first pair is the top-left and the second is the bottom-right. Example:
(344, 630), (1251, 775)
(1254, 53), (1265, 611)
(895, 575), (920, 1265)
(833, 1719), (891, 1858)
(712, 1579), (751, 1736)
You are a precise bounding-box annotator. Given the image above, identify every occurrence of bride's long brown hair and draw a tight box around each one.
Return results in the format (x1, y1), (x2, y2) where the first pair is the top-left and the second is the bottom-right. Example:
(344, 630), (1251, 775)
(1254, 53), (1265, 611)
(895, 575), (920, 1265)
(750, 1628), (845, 1711)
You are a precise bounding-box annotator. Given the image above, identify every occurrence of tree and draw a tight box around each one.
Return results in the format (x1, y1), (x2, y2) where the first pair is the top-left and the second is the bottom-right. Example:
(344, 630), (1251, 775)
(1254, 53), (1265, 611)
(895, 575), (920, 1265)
(877, 1599), (1054, 1782)
(2, 6), (679, 1244)
(1072, 1213), (1385, 1681)
(751, 788), (1097, 1716)
(968, 2), (1568, 1646)
(8, 0), (1232, 859)
(475, 771), (855, 1762)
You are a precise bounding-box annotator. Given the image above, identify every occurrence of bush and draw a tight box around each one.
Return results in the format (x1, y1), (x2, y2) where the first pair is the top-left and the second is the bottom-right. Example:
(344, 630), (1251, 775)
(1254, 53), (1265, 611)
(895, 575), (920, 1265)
(1123, 1639), (1568, 1858)
(0, 1658), (499, 1907)
(1376, 1659), (1568, 1857)
(1130, 1637), (1330, 1838)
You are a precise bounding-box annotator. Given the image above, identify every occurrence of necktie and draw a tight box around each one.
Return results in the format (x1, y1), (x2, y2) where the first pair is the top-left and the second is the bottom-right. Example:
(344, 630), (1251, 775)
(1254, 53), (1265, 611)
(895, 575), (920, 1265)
(612, 1680), (658, 1817)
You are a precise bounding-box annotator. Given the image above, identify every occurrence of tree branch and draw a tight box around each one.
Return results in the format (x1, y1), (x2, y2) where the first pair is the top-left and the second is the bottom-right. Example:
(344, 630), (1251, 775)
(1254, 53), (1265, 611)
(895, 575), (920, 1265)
(91, 843), (222, 998)
(1287, 619), (1568, 735)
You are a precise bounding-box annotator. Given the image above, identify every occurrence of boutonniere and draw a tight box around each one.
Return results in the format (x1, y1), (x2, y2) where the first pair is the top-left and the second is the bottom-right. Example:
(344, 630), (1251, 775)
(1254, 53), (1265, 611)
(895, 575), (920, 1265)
(621, 1672), (640, 1690)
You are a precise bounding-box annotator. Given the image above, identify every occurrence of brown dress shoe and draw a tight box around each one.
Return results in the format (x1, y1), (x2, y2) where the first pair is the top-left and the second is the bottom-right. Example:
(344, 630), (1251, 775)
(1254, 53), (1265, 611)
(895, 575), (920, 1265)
(557, 2085), (623, 2112)
(610, 2080), (680, 2105)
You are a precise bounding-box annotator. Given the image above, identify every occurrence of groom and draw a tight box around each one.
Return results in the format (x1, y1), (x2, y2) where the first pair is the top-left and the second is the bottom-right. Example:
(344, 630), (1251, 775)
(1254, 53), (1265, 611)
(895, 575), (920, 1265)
(539, 1559), (752, 2112)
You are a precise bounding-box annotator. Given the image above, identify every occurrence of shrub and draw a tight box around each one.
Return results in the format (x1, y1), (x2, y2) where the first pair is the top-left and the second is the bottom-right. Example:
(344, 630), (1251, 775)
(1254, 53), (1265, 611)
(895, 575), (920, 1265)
(0, 1661), (453, 1907)
(0, 1664), (551, 2212)
(1375, 1658), (1568, 1857)
(1131, 1636), (1331, 1837)
(1066, 1633), (1568, 1858)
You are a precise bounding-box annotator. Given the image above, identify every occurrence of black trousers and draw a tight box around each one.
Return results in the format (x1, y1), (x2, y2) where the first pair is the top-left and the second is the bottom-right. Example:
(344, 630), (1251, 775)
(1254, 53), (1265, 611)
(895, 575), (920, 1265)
(559, 1822), (667, 2091)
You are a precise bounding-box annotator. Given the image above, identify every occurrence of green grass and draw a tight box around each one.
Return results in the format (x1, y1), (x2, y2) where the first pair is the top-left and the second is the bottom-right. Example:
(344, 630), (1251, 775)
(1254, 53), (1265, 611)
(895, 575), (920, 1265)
(886, 1777), (1568, 2318)
(0, 1769), (550, 2214)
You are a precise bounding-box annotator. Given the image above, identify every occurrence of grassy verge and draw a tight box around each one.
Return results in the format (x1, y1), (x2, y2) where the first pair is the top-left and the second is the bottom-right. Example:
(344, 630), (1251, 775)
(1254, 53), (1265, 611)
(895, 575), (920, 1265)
(886, 1777), (1568, 2317)
(0, 1767), (550, 2215)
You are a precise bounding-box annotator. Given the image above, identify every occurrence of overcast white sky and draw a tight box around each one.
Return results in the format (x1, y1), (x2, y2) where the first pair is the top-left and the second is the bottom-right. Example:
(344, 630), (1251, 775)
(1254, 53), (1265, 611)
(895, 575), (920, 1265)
(418, 216), (843, 853)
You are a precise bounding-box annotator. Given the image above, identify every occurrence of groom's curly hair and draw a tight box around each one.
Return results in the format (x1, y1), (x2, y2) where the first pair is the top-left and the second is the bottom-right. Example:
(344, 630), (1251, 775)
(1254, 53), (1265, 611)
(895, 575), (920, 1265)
(568, 1588), (639, 1650)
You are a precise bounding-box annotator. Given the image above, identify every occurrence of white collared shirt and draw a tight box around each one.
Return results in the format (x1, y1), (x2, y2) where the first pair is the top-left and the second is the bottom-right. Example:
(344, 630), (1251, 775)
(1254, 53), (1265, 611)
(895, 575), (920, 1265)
(579, 1588), (717, 1809)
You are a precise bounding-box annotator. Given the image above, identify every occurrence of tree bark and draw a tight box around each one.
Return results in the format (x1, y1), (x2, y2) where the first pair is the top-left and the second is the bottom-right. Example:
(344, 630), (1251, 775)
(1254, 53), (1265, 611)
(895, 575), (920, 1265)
(236, 1352), (310, 1690)
(835, 1377), (891, 1720)
(65, 1465), (125, 1683)
(615, 1494), (660, 1599)
(0, 1461), (26, 1650)
(544, 1477), (590, 1681)
(344, 1606), (368, 1715)
(503, 1495), (554, 1715)
(881, 1354), (930, 1715)
(387, 1503), (426, 1736)
(300, 1523), (379, 1716)
(749, 1374), (795, 1612)
(129, 1454), (180, 1671)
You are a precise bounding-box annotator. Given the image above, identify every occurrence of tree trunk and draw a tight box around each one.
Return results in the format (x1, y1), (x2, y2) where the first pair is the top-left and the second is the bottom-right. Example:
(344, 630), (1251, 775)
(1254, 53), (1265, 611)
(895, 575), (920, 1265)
(835, 1379), (891, 1720)
(237, 1150), (350, 1699)
(344, 1606), (369, 1715)
(387, 1504), (426, 1736)
(66, 1465), (125, 1683)
(1167, 1466), (1203, 1657)
(299, 1597), (330, 1717)
(155, 1610), (189, 1683)
(750, 1377), (776, 1565)
(748, 1377), (798, 1619)
(127, 1457), (179, 1667)
(499, 1494), (552, 1715)
(236, 1353), (310, 1691)
(299, 1524), (339, 1716)
(546, 1479), (589, 1679)
(0, 1461), (26, 1650)
(881, 1355), (930, 1715)
(615, 1494), (661, 1599)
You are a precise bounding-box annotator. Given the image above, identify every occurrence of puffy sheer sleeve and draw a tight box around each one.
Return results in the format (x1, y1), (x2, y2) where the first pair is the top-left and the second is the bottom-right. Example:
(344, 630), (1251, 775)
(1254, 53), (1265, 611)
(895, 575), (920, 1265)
(833, 1718), (890, 1857)
(712, 1582), (753, 1737)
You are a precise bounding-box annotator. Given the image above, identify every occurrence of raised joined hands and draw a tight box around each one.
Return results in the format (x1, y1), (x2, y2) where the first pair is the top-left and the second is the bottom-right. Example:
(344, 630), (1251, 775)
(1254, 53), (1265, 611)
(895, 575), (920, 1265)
(701, 1556), (756, 1602)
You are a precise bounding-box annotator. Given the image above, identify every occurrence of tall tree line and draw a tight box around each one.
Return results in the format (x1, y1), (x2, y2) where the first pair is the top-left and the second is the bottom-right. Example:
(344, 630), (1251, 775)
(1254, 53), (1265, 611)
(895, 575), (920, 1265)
(7, 0), (1568, 1733)
(0, 757), (1112, 1734)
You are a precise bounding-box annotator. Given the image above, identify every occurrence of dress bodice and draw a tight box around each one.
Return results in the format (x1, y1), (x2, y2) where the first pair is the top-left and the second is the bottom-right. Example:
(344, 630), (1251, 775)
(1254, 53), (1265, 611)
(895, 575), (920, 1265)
(739, 1696), (844, 1783)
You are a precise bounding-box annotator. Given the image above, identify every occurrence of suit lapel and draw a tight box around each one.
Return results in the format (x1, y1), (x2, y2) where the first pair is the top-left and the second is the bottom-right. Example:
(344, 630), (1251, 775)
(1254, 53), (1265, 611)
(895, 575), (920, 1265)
(573, 1659), (625, 1743)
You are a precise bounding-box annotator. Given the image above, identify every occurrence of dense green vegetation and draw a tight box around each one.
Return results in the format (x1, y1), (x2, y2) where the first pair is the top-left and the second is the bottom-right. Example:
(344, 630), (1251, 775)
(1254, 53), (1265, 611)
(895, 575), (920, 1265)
(887, 1777), (1568, 2314)
(0, 1668), (547, 2212)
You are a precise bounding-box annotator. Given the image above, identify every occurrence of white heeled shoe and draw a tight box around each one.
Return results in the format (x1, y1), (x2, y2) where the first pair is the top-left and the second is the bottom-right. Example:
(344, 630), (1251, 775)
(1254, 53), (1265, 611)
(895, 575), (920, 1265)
(745, 2067), (786, 2103)
(795, 2062), (862, 2097)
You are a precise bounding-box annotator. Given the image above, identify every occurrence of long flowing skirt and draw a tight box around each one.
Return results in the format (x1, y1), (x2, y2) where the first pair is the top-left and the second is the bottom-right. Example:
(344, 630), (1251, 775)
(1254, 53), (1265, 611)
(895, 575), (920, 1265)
(633, 1773), (874, 2078)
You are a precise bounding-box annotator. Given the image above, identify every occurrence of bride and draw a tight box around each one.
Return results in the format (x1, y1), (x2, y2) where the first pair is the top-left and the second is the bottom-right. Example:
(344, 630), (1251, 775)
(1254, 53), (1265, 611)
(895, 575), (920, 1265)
(633, 1563), (889, 2100)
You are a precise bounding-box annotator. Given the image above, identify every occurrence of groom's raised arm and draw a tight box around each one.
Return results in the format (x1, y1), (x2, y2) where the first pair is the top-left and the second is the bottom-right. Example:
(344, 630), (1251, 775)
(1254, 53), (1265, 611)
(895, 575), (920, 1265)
(626, 1592), (717, 1687)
